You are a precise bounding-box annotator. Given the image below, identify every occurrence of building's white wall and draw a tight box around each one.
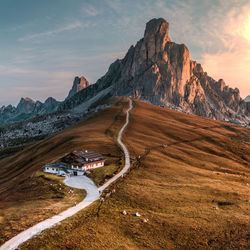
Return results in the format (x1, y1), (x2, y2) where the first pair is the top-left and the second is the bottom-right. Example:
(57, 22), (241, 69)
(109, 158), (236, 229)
(44, 166), (59, 174)
(44, 160), (105, 176)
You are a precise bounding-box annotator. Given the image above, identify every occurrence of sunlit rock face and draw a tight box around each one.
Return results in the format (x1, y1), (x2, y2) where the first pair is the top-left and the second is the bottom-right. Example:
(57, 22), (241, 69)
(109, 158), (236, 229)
(100, 18), (248, 122)
(60, 18), (249, 124)
(66, 76), (90, 99)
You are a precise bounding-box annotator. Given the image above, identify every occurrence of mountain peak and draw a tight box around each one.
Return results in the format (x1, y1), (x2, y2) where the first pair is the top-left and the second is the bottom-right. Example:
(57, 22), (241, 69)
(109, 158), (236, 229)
(144, 18), (169, 38)
(142, 18), (171, 62)
(66, 76), (90, 99)
(21, 97), (36, 103)
(61, 17), (248, 124)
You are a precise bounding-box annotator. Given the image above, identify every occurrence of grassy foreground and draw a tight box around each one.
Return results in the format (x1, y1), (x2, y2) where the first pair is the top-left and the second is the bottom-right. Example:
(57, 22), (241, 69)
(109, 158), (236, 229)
(0, 98), (127, 246)
(0, 171), (86, 245)
(17, 98), (250, 249)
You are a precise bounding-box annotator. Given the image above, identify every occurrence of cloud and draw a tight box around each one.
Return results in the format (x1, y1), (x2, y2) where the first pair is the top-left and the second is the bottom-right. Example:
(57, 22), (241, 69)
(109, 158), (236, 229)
(0, 48), (126, 106)
(82, 5), (99, 17)
(18, 21), (89, 42)
(104, 0), (123, 13)
(201, 3), (250, 98)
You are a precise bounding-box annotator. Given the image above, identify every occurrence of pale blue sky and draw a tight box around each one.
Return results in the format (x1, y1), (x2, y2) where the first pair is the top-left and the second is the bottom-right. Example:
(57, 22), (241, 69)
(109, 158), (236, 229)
(0, 0), (249, 106)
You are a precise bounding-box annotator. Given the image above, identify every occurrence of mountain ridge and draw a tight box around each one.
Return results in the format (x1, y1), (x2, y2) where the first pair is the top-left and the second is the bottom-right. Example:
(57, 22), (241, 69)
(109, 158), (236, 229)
(61, 18), (249, 125)
(0, 96), (60, 126)
(0, 75), (90, 126)
(0, 18), (249, 127)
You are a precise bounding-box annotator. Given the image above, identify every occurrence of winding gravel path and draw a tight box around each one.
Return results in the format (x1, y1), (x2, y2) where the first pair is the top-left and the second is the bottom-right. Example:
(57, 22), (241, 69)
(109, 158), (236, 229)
(1, 98), (133, 250)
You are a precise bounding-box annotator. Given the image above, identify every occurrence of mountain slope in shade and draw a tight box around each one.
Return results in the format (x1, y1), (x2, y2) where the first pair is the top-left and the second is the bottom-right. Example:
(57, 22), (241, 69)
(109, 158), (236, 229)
(245, 95), (250, 113)
(0, 75), (90, 126)
(0, 97), (60, 126)
(62, 18), (249, 125)
(245, 95), (250, 102)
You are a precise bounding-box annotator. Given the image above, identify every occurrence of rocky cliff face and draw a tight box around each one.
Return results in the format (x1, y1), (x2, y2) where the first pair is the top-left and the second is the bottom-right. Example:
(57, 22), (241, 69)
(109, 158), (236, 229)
(245, 95), (250, 113)
(245, 95), (250, 102)
(63, 18), (249, 125)
(66, 76), (90, 99)
(0, 97), (60, 126)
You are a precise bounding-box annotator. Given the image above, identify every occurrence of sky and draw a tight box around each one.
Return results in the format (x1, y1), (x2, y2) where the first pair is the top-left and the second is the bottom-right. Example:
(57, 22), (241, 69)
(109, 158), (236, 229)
(0, 0), (249, 106)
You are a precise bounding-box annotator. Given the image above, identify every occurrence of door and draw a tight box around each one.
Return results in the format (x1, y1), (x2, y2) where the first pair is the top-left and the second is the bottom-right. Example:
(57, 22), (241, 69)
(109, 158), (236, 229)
(73, 171), (77, 176)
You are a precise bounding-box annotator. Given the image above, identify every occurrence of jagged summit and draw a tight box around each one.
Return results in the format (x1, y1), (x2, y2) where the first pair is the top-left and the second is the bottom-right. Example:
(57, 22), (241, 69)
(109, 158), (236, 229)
(144, 18), (169, 37)
(61, 17), (249, 125)
(144, 18), (171, 59)
(66, 76), (90, 99)
(0, 96), (60, 126)
(22, 97), (36, 103)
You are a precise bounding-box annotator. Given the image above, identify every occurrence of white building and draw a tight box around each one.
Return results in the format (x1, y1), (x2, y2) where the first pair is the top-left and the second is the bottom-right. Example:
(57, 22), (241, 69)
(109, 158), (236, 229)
(44, 163), (70, 176)
(44, 150), (106, 176)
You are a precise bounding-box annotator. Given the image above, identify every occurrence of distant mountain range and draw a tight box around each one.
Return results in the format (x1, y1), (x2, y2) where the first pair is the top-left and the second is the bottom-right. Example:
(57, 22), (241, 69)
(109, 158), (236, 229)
(0, 76), (89, 126)
(0, 18), (249, 127)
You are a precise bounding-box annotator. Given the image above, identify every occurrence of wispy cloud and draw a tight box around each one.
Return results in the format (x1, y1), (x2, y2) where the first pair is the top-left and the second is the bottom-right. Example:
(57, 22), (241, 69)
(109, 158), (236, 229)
(104, 0), (123, 13)
(82, 5), (100, 17)
(18, 21), (89, 42)
(201, 3), (250, 97)
(0, 64), (77, 105)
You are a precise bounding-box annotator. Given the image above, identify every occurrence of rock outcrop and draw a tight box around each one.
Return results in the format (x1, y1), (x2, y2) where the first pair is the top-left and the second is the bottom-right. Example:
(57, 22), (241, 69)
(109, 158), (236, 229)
(245, 95), (250, 113)
(62, 18), (249, 125)
(245, 95), (250, 102)
(66, 76), (90, 99)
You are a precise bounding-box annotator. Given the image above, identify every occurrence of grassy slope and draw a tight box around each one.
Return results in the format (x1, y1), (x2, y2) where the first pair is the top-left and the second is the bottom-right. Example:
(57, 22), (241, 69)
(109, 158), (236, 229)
(5, 98), (250, 249)
(0, 98), (127, 246)
(0, 98), (126, 197)
(0, 172), (86, 245)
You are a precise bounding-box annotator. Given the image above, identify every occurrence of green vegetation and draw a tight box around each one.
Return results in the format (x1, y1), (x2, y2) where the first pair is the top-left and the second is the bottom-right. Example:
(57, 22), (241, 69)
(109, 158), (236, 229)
(88, 164), (121, 187)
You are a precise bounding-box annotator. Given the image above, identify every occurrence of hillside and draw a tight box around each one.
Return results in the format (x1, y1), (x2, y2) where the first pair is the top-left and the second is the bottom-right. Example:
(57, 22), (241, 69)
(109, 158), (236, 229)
(9, 98), (249, 249)
(0, 98), (126, 197)
(0, 98), (127, 245)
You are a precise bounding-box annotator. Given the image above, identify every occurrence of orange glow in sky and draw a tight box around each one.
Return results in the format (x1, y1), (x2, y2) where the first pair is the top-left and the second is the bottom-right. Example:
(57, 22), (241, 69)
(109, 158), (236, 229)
(202, 5), (250, 98)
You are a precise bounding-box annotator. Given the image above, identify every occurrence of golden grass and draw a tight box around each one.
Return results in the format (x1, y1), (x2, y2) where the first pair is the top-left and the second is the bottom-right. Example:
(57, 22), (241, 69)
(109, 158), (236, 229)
(2, 98), (250, 249)
(0, 171), (86, 245)
(0, 98), (128, 246)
